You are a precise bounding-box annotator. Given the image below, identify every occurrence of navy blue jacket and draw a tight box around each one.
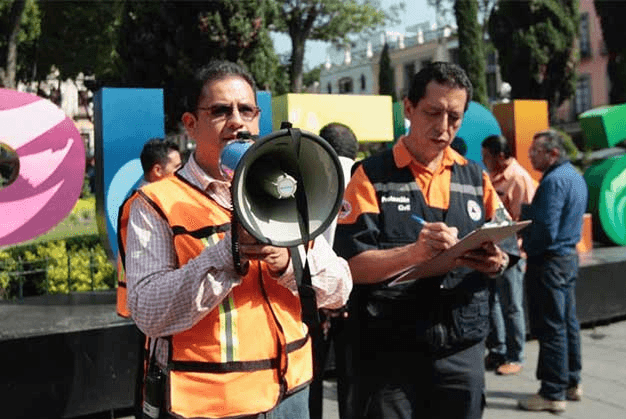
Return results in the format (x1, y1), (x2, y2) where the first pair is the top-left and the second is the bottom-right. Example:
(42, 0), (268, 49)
(521, 161), (588, 257)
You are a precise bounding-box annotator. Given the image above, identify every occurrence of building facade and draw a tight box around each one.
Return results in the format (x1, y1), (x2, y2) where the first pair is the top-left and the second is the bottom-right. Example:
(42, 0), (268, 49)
(321, 0), (611, 144)
(320, 23), (502, 104)
(320, 24), (461, 101)
(555, 0), (610, 129)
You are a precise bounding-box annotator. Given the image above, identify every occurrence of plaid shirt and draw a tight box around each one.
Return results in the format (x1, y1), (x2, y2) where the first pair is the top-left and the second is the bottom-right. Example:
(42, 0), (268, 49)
(126, 154), (352, 363)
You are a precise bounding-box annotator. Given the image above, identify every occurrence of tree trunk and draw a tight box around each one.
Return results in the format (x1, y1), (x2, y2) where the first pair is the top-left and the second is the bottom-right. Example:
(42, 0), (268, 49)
(290, 35), (306, 93)
(4, 0), (27, 88)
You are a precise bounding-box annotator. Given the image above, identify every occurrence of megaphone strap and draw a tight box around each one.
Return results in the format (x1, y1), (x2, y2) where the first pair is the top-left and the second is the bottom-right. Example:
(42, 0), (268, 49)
(287, 128), (310, 247)
(290, 245), (319, 328)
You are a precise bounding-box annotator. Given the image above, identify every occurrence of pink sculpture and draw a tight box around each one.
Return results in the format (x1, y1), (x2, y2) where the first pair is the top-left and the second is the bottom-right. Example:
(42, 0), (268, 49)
(0, 88), (85, 246)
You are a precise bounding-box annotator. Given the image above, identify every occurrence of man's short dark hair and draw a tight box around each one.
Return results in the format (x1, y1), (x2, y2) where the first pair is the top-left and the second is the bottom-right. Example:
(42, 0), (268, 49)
(184, 60), (257, 113)
(140, 138), (180, 174)
(481, 134), (512, 159)
(319, 122), (358, 160)
(406, 62), (473, 111)
(533, 129), (568, 161)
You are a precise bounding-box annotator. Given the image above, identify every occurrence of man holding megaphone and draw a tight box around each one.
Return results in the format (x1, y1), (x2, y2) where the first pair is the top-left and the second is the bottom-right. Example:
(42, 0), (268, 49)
(124, 60), (352, 419)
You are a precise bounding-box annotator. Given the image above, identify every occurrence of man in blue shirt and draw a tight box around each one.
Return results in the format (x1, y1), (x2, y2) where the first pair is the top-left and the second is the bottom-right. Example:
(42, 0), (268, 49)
(518, 129), (588, 413)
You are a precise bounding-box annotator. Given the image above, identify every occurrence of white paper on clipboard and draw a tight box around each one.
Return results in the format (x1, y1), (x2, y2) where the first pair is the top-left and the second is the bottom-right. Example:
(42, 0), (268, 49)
(389, 220), (531, 287)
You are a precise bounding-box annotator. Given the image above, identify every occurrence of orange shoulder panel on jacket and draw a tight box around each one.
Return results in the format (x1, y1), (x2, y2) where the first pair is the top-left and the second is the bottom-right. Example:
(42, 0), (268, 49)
(338, 164), (379, 225)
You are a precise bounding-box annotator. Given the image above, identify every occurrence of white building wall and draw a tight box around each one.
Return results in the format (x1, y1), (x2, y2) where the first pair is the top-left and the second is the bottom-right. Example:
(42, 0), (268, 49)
(320, 61), (375, 95)
(320, 26), (460, 100)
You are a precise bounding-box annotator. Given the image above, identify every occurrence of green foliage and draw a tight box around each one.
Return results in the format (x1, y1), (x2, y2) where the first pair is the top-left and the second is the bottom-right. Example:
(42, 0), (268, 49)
(303, 65), (322, 90)
(454, 0), (488, 106)
(273, 0), (389, 92)
(0, 249), (17, 298)
(36, 0), (124, 81)
(378, 43), (396, 101)
(0, 0), (41, 84)
(552, 126), (580, 161)
(488, 0), (579, 120)
(0, 234), (115, 300)
(594, 0), (626, 104)
(106, 0), (280, 132)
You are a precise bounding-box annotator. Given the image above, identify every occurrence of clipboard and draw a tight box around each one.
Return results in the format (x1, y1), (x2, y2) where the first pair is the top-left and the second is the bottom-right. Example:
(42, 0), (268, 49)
(389, 220), (531, 286)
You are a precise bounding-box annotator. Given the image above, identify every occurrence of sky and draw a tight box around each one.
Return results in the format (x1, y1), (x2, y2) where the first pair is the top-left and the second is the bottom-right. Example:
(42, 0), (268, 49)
(271, 1), (439, 69)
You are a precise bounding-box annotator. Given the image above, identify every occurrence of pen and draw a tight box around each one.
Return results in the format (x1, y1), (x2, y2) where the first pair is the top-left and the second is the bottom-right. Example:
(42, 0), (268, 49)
(411, 214), (426, 225)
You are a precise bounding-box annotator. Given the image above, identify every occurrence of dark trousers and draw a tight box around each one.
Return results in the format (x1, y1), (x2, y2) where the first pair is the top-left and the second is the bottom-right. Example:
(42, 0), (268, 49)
(309, 311), (355, 419)
(357, 340), (486, 419)
(526, 253), (582, 400)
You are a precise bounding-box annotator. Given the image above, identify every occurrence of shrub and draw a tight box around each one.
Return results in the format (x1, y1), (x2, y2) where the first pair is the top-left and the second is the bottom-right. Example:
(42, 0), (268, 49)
(0, 234), (115, 300)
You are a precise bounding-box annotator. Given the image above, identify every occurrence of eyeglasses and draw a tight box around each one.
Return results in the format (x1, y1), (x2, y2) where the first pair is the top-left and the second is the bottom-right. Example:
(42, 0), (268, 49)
(197, 104), (261, 122)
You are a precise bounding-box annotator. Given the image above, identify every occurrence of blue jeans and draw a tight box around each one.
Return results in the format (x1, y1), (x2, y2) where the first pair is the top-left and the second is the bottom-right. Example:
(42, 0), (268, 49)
(488, 258), (526, 363)
(526, 253), (582, 401)
(263, 386), (310, 419)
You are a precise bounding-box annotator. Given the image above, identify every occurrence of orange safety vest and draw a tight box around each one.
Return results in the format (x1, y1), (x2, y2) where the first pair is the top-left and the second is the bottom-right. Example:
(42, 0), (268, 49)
(116, 191), (140, 318)
(139, 175), (313, 419)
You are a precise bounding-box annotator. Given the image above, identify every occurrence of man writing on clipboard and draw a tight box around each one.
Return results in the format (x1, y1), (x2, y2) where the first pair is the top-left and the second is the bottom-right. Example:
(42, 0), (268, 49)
(334, 62), (520, 419)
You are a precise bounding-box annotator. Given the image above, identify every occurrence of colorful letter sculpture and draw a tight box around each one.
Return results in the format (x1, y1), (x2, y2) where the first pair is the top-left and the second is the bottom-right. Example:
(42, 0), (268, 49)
(579, 103), (626, 150)
(272, 94), (393, 142)
(0, 88), (85, 247)
(257, 91), (273, 137)
(493, 100), (549, 182)
(455, 101), (503, 166)
(93, 88), (165, 259)
(579, 103), (626, 246)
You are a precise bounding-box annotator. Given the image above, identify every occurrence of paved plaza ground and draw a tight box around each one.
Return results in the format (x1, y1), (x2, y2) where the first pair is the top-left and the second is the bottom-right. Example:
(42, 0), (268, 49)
(116, 319), (626, 419)
(318, 319), (626, 419)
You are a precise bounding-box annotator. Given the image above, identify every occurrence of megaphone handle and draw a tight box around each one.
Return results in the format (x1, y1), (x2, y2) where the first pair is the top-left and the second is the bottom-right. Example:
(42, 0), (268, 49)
(231, 207), (247, 276)
(291, 246), (319, 327)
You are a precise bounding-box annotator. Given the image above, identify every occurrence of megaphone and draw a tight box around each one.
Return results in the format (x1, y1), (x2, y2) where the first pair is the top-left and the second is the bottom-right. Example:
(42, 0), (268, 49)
(219, 127), (345, 248)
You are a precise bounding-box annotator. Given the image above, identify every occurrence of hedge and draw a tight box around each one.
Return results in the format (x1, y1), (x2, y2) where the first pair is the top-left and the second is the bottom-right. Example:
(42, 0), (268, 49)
(0, 234), (115, 300)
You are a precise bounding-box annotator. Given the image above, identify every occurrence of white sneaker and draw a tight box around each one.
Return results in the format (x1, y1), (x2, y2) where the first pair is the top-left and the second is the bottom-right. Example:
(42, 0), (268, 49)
(518, 393), (566, 412)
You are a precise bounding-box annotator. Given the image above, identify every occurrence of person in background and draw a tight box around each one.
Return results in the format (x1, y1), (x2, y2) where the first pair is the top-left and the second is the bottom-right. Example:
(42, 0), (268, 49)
(125, 60), (352, 419)
(116, 138), (181, 419)
(320, 122), (359, 247)
(308, 122), (359, 419)
(335, 62), (519, 419)
(117, 138), (182, 318)
(481, 134), (537, 376)
(518, 129), (587, 413)
(139, 138), (182, 184)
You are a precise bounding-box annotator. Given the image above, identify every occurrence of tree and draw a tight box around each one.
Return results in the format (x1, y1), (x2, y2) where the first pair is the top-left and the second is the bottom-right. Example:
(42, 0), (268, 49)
(488, 0), (579, 121)
(0, 0), (40, 88)
(196, 0), (280, 90)
(109, 0), (281, 132)
(273, 0), (389, 93)
(303, 65), (322, 91)
(36, 0), (124, 82)
(594, 0), (626, 104)
(454, 0), (487, 106)
(378, 42), (396, 101)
